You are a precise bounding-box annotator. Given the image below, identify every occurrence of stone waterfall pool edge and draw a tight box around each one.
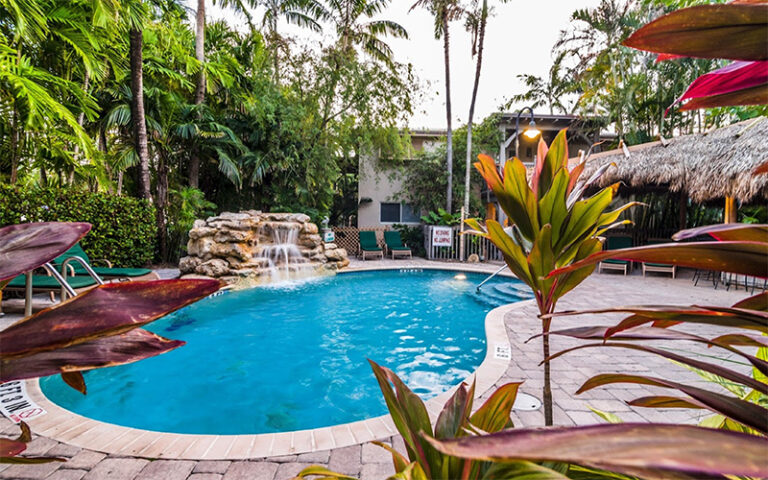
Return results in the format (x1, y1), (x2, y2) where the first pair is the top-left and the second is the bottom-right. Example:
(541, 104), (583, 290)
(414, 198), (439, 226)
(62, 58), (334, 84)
(23, 267), (534, 460)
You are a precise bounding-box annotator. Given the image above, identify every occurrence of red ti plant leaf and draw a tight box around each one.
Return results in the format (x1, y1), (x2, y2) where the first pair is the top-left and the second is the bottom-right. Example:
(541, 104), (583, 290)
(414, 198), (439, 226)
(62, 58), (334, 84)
(0, 279), (221, 359)
(369, 360), (437, 478)
(670, 61), (768, 111)
(0, 222), (91, 283)
(0, 329), (185, 383)
(678, 82), (768, 110)
(424, 423), (768, 479)
(546, 305), (768, 333)
(545, 342), (768, 395)
(622, 3), (768, 61)
(627, 396), (705, 410)
(549, 240), (768, 279)
(577, 374), (768, 434)
(671, 223), (768, 242)
(0, 423), (65, 464)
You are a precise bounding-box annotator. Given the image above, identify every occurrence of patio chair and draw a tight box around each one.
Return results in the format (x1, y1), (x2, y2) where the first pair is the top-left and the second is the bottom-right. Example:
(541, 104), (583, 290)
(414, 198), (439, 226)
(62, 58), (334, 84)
(598, 236), (633, 275)
(358, 231), (383, 260)
(642, 239), (677, 278)
(4, 264), (103, 314)
(53, 243), (159, 281)
(384, 231), (412, 259)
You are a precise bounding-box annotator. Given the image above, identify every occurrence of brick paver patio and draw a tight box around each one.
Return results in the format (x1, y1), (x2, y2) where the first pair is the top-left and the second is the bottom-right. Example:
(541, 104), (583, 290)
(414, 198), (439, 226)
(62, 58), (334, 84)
(0, 261), (749, 479)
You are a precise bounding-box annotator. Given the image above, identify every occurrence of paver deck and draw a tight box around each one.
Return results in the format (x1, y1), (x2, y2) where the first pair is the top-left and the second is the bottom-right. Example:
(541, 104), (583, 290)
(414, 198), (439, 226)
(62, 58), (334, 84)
(0, 259), (750, 479)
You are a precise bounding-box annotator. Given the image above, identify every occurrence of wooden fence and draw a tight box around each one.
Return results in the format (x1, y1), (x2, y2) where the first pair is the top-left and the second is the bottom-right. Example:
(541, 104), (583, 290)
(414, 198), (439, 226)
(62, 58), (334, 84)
(331, 227), (389, 256)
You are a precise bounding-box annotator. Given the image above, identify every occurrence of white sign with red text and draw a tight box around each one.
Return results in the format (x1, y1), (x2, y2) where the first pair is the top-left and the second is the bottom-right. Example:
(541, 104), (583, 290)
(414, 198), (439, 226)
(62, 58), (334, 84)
(0, 381), (46, 423)
(432, 226), (453, 247)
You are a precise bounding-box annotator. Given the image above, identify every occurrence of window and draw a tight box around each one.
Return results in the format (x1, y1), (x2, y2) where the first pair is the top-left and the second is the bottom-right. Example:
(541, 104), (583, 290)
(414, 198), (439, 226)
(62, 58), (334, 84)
(380, 203), (401, 223)
(380, 202), (421, 223)
(401, 203), (421, 223)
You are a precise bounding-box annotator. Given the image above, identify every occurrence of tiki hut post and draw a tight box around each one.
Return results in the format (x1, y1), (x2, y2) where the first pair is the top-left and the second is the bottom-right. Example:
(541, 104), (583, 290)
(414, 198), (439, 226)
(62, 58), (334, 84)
(724, 196), (738, 224)
(678, 191), (688, 230)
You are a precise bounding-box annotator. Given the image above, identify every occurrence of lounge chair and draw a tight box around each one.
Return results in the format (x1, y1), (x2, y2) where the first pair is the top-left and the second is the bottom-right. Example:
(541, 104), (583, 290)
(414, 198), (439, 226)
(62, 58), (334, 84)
(642, 239), (677, 278)
(358, 231), (383, 260)
(598, 236), (633, 275)
(384, 231), (412, 259)
(54, 243), (159, 281)
(4, 264), (102, 315)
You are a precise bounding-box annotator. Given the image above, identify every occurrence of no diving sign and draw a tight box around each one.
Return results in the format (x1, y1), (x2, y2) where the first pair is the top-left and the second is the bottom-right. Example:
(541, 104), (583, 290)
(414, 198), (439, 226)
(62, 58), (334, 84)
(0, 381), (46, 423)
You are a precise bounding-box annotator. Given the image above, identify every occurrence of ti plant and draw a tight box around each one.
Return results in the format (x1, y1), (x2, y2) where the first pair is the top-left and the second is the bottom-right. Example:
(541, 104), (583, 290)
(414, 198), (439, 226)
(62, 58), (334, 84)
(544, 223), (768, 436)
(0, 222), (220, 463)
(296, 361), (578, 480)
(424, 223), (768, 479)
(464, 129), (638, 425)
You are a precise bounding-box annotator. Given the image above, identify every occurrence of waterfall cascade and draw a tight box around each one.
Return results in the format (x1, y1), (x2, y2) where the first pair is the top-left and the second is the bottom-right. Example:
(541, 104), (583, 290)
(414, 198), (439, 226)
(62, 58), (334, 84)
(179, 211), (349, 285)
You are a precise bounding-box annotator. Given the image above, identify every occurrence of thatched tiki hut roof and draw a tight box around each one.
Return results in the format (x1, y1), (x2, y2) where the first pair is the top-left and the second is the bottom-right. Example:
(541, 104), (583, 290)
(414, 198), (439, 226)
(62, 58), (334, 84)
(578, 117), (768, 203)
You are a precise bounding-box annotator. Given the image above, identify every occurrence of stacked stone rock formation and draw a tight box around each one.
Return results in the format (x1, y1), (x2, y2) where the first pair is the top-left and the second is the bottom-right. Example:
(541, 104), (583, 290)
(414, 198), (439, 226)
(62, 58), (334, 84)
(179, 211), (349, 284)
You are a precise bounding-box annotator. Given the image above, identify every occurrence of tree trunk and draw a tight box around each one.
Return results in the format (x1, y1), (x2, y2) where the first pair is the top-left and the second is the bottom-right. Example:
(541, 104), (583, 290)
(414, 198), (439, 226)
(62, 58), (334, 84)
(542, 317), (553, 426)
(443, 10), (453, 213)
(9, 104), (19, 184)
(70, 71), (90, 185)
(129, 26), (151, 200)
(463, 0), (487, 216)
(189, 0), (206, 189)
(156, 153), (169, 262)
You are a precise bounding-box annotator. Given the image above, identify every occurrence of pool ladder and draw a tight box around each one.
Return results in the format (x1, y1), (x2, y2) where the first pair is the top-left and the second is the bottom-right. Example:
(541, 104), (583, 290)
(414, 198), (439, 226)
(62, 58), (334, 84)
(476, 264), (508, 292)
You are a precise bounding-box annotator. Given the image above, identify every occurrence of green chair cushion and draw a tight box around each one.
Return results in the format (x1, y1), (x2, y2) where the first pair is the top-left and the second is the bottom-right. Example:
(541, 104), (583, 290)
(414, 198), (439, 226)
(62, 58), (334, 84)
(54, 242), (150, 277)
(606, 237), (633, 249)
(359, 231), (381, 250)
(91, 267), (152, 277)
(644, 262), (673, 268)
(601, 258), (629, 265)
(6, 274), (98, 289)
(384, 231), (408, 249)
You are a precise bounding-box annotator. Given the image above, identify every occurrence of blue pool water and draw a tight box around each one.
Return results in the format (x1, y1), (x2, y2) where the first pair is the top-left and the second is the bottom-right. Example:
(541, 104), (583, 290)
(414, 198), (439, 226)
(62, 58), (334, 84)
(41, 269), (532, 434)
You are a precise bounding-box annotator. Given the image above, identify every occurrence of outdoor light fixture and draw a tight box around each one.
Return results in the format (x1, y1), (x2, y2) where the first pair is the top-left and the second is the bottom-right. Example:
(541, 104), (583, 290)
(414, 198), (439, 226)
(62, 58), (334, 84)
(454, 273), (467, 280)
(515, 106), (540, 159)
(523, 120), (541, 139)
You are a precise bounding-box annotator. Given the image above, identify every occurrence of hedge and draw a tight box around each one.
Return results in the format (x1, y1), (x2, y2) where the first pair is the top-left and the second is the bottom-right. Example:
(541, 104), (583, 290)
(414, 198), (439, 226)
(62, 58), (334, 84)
(0, 185), (157, 267)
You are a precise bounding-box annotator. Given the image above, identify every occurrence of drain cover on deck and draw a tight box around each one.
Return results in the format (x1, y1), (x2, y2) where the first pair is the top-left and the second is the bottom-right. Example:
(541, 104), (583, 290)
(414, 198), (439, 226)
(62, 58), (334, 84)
(512, 392), (542, 411)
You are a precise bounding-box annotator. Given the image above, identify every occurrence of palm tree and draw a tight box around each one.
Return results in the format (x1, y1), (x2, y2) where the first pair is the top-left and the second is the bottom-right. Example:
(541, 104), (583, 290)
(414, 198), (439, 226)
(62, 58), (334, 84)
(554, 0), (635, 136)
(188, 0), (206, 189)
(122, 0), (152, 199)
(507, 51), (573, 115)
(461, 0), (488, 220)
(326, 0), (408, 65)
(411, 0), (461, 213)
(258, 0), (329, 81)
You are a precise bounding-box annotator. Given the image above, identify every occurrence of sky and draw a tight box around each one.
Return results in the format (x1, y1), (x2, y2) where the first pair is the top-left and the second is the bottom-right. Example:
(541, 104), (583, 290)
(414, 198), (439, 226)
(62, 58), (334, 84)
(195, 0), (602, 129)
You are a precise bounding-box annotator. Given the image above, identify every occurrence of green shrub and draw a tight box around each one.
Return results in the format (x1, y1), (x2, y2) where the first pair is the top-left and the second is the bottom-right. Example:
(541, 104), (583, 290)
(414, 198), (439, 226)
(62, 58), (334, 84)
(392, 224), (426, 257)
(0, 185), (157, 267)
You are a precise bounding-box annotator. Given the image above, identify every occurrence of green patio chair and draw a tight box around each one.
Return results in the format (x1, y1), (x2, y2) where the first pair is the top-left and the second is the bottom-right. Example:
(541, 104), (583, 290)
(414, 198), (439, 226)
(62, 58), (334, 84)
(358, 231), (383, 260)
(53, 243), (158, 281)
(3, 269), (101, 307)
(598, 236), (633, 275)
(642, 239), (677, 278)
(384, 231), (412, 259)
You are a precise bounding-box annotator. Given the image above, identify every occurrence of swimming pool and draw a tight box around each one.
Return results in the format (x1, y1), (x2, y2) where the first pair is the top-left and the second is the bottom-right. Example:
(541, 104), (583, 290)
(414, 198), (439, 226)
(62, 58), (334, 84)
(40, 269), (532, 435)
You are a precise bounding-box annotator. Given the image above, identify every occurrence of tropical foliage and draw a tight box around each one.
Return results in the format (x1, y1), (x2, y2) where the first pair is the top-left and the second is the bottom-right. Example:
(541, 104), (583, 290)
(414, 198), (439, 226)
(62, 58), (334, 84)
(509, 0), (767, 146)
(0, 185), (157, 267)
(0, 0), (414, 261)
(464, 130), (638, 425)
(0, 222), (220, 462)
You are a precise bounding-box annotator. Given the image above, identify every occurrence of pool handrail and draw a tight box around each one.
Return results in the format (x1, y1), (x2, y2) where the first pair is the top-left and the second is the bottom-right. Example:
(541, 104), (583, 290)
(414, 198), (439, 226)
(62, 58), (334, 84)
(476, 263), (508, 291)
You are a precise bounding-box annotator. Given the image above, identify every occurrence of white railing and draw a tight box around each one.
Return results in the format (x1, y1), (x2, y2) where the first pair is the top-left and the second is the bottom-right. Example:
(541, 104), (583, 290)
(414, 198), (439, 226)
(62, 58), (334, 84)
(423, 225), (503, 262)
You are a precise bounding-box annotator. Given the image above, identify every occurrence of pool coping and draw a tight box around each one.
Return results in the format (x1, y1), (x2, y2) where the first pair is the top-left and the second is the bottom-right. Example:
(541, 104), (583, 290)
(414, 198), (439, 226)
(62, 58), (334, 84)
(24, 265), (533, 460)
